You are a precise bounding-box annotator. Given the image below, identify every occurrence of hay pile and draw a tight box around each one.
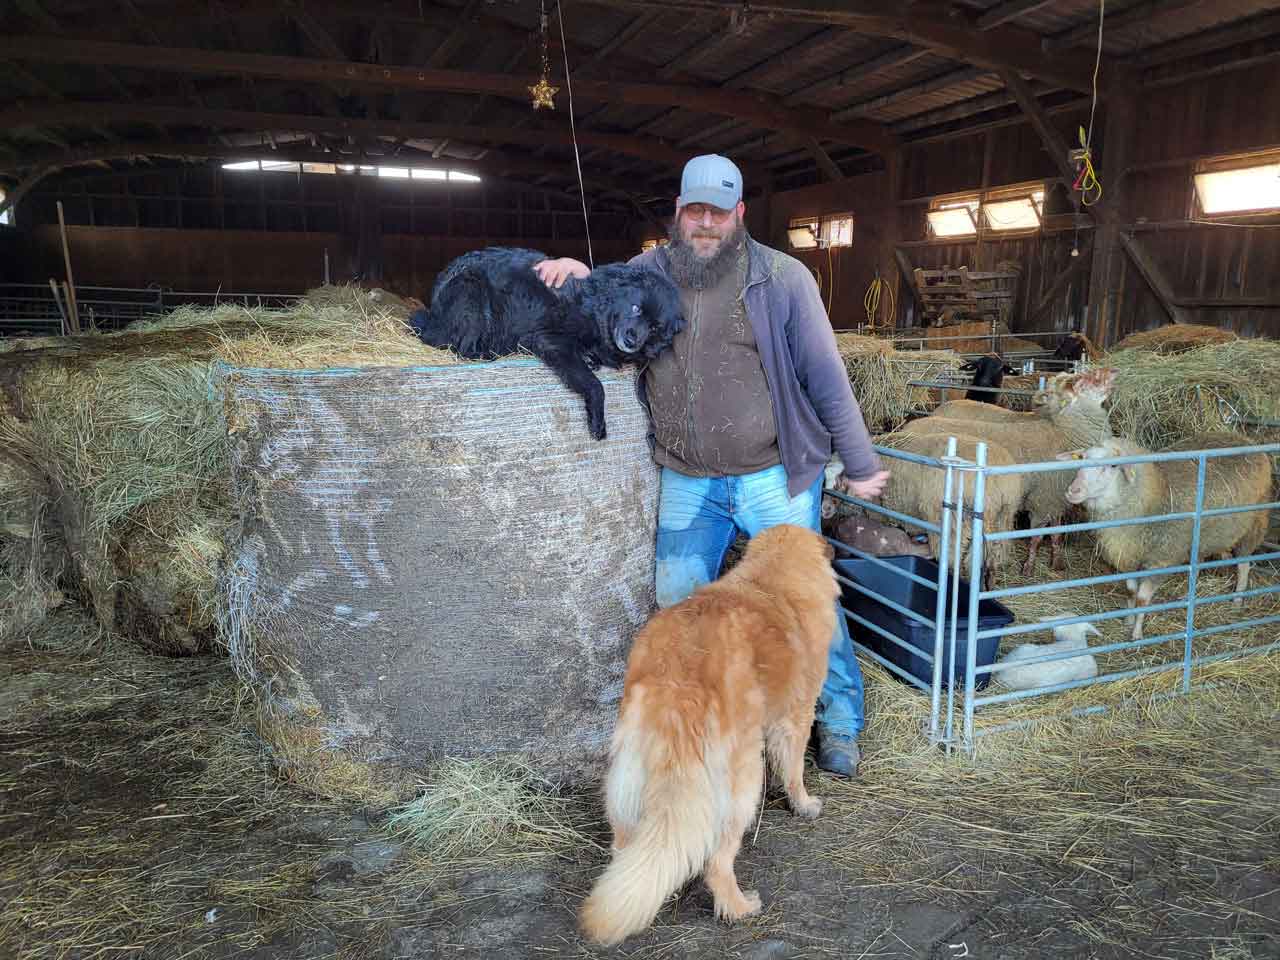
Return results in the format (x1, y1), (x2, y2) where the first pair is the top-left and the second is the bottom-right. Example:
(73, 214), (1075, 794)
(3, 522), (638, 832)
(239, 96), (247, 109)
(0, 288), (458, 653)
(1101, 337), (1280, 450)
(1112, 322), (1239, 354)
(835, 333), (961, 431)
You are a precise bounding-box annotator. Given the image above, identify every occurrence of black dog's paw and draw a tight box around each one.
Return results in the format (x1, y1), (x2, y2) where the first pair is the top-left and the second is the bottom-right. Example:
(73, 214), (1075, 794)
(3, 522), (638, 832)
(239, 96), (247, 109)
(589, 416), (608, 441)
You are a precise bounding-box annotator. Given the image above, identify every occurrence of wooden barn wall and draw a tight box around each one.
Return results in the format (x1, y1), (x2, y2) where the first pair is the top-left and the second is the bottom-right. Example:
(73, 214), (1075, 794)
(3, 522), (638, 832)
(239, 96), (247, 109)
(19, 225), (632, 297)
(767, 172), (893, 330)
(1111, 60), (1280, 342)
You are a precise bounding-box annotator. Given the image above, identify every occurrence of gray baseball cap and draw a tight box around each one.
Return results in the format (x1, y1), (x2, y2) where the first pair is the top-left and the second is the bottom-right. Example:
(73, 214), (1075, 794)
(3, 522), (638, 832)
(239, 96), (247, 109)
(678, 154), (743, 210)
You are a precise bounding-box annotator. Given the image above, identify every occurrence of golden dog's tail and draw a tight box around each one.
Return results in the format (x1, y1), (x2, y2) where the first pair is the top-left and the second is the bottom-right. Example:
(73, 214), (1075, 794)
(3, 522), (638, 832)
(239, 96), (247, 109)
(578, 708), (727, 946)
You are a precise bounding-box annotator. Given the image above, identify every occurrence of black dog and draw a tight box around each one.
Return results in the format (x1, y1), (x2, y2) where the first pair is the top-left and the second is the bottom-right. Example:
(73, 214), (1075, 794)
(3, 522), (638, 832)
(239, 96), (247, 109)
(410, 247), (684, 440)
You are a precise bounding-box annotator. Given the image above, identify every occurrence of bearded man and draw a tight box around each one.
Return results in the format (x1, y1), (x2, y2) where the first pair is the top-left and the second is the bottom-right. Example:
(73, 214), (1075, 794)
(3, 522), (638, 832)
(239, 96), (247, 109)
(534, 153), (889, 777)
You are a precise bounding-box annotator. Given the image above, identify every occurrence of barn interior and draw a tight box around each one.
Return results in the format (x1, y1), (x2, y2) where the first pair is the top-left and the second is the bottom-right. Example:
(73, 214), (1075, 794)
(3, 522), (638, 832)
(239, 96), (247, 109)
(2, 2), (1280, 959)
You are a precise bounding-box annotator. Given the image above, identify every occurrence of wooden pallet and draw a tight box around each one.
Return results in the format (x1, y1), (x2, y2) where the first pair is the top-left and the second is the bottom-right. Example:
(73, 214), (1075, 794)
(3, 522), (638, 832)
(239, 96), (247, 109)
(912, 265), (1020, 326)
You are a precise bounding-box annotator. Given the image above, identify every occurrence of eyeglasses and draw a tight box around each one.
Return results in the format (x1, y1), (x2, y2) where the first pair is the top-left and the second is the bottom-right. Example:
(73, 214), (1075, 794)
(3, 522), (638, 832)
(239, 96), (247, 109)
(681, 203), (735, 223)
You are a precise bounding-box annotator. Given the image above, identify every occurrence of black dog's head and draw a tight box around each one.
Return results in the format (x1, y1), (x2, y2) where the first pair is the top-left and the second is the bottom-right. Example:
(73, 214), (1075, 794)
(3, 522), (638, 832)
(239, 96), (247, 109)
(580, 265), (685, 363)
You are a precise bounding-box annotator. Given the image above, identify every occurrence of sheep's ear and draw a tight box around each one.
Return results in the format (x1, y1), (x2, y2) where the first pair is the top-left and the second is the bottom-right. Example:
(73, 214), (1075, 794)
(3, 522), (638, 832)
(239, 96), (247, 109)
(1120, 463), (1139, 483)
(1085, 623), (1103, 638)
(959, 360), (977, 372)
(1055, 450), (1084, 461)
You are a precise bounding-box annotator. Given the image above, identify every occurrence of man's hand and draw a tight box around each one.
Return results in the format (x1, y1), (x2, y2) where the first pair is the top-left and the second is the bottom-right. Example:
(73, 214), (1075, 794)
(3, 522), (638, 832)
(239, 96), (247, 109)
(533, 257), (591, 289)
(838, 470), (890, 501)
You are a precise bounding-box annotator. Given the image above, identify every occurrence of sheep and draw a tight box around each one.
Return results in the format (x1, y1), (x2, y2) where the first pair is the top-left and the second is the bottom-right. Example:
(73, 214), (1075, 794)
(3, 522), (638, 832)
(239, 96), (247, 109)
(930, 371), (1074, 424)
(995, 615), (1101, 691)
(903, 367), (1118, 576)
(834, 514), (932, 559)
(1062, 432), (1272, 641)
(958, 355), (1019, 405)
(876, 431), (1026, 587)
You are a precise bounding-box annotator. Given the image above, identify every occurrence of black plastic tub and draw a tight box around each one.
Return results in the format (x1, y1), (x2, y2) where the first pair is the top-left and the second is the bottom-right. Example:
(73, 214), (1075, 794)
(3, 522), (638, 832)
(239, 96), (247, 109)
(835, 556), (1014, 691)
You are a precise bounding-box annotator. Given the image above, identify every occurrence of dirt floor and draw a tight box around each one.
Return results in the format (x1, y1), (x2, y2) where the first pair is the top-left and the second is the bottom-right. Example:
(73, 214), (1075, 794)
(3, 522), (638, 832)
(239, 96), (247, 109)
(2, 606), (1279, 960)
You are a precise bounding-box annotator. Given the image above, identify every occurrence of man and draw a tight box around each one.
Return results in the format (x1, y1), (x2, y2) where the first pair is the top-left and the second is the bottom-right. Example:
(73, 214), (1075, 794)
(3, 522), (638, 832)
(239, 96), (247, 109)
(535, 154), (889, 777)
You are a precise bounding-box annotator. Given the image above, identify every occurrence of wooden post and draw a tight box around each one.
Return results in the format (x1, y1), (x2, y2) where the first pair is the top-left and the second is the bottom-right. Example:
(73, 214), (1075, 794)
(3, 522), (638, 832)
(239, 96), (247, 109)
(48, 278), (68, 336)
(1084, 92), (1135, 346)
(55, 200), (81, 334)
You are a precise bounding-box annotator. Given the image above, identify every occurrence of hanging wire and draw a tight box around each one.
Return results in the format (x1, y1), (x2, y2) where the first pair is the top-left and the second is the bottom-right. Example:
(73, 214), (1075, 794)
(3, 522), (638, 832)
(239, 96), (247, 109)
(1074, 0), (1106, 206)
(554, 1), (594, 269)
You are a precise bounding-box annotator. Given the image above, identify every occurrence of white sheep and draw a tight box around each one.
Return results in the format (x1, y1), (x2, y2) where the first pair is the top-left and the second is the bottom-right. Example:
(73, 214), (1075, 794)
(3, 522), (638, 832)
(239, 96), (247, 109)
(875, 431), (1025, 587)
(931, 370), (1074, 423)
(1063, 432), (1272, 641)
(904, 367), (1117, 575)
(995, 616), (1101, 691)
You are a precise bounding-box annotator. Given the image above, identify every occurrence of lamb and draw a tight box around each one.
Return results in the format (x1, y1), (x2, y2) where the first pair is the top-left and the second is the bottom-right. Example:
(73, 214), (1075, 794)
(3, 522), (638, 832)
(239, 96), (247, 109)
(959, 355), (1019, 405)
(903, 367), (1118, 575)
(995, 615), (1101, 691)
(876, 432), (1026, 586)
(1063, 432), (1272, 641)
(930, 371), (1073, 424)
(833, 514), (932, 559)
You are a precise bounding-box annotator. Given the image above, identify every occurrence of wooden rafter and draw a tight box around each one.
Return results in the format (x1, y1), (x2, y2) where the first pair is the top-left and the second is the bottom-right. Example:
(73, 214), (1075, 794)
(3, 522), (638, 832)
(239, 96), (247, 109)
(0, 35), (899, 154)
(976, 0), (1057, 31)
(0, 100), (699, 167)
(1043, 0), (1209, 54)
(584, 0), (1127, 92)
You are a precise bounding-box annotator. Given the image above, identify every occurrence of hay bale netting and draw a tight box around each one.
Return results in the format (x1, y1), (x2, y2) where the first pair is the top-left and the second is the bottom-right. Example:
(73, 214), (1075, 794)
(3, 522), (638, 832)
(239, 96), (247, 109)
(834, 333), (962, 430)
(1111, 322), (1239, 355)
(0, 291), (444, 649)
(218, 360), (660, 791)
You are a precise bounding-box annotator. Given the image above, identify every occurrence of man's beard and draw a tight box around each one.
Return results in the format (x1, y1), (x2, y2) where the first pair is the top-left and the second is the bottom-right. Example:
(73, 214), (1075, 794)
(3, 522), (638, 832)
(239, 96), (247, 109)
(665, 218), (748, 290)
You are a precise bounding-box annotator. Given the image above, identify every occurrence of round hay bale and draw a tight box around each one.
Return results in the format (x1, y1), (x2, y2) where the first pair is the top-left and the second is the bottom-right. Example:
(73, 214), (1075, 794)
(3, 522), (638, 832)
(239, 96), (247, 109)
(1112, 323), (1238, 355)
(219, 360), (659, 792)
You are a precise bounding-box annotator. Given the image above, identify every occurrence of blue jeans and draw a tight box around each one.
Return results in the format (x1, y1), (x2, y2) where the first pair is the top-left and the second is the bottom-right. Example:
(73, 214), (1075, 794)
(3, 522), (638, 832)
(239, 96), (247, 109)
(654, 464), (865, 739)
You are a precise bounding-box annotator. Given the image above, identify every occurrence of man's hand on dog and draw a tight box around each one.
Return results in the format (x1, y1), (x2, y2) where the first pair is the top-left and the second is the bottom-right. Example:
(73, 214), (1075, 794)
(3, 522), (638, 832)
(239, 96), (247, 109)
(534, 258), (591, 289)
(837, 470), (890, 500)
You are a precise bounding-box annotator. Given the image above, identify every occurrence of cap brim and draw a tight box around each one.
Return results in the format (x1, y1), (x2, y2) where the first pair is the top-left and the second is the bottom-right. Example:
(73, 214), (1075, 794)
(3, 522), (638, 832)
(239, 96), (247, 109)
(678, 187), (739, 210)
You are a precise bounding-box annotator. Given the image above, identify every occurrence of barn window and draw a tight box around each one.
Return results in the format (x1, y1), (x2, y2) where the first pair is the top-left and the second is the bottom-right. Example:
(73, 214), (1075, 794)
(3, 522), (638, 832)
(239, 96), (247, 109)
(787, 213), (852, 250)
(927, 196), (979, 238)
(983, 188), (1044, 232)
(1194, 152), (1280, 216)
(640, 237), (666, 253)
(0, 189), (9, 226)
(219, 161), (482, 184)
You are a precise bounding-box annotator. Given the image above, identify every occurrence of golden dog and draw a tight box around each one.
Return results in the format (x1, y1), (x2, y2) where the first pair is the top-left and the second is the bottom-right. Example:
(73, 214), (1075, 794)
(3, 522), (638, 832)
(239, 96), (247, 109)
(579, 524), (840, 945)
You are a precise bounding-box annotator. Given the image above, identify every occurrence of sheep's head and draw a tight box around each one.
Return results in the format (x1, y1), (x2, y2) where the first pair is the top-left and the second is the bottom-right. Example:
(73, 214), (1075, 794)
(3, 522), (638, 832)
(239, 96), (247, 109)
(1061, 366), (1118, 408)
(1061, 438), (1142, 506)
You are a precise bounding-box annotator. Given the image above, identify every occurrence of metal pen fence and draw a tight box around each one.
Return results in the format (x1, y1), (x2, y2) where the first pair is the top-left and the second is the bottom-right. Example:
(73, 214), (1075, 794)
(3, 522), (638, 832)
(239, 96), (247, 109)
(0, 283), (303, 337)
(824, 437), (1280, 755)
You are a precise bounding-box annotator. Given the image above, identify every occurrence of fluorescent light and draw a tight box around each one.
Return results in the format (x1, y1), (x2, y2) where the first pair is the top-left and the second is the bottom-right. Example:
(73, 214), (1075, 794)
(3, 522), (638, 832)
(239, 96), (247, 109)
(1194, 163), (1280, 214)
(412, 168), (448, 181)
(337, 164), (357, 172)
(378, 166), (411, 179)
(449, 171), (481, 182)
(303, 162), (336, 174)
(221, 160), (260, 171)
(259, 161), (300, 172)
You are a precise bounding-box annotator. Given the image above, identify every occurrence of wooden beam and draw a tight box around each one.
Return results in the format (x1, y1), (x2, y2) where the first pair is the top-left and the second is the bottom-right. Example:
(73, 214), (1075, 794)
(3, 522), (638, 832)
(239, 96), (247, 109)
(834, 66), (989, 121)
(576, 10), (664, 74)
(1118, 231), (1192, 325)
(583, 0), (1125, 93)
(997, 68), (1079, 198)
(424, 0), (485, 69)
(0, 101), (697, 166)
(1085, 91), (1135, 346)
(976, 0), (1057, 31)
(1044, 0), (1209, 54)
(0, 141), (646, 219)
(1137, 10), (1280, 67)
(1028, 234), (1092, 322)
(806, 138), (844, 181)
(0, 35), (899, 153)
(785, 44), (928, 104)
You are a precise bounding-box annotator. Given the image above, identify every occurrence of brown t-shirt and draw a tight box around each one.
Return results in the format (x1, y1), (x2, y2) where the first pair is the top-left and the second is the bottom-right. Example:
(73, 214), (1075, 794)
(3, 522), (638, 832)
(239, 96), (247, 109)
(644, 248), (781, 477)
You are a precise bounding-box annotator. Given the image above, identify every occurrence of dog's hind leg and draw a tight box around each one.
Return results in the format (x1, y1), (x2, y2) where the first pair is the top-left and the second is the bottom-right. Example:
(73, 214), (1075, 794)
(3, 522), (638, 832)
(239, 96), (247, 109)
(703, 745), (764, 923)
(766, 716), (822, 820)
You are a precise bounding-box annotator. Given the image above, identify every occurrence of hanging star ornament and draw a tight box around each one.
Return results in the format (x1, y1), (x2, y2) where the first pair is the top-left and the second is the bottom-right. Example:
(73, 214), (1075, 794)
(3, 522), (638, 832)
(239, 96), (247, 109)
(529, 75), (558, 110)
